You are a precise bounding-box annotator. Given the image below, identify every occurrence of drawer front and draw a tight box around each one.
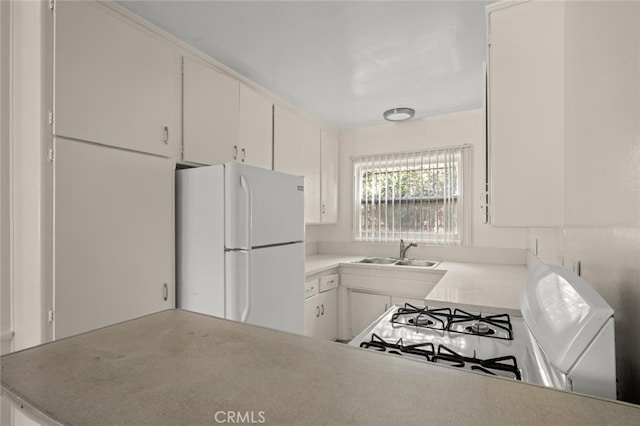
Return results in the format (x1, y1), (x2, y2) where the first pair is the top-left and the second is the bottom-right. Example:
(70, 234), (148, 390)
(319, 274), (339, 292)
(305, 278), (319, 299)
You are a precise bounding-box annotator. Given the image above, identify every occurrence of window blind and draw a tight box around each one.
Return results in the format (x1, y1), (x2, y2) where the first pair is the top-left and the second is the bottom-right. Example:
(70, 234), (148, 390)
(353, 145), (469, 245)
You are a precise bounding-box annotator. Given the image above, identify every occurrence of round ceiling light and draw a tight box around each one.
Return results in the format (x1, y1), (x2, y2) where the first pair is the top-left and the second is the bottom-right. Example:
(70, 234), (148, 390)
(383, 107), (415, 122)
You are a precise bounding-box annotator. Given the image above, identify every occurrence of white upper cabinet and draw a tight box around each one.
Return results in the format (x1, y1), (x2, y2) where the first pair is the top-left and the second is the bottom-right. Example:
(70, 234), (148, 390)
(54, 1), (174, 156)
(239, 83), (273, 169)
(274, 106), (321, 223)
(320, 129), (339, 224)
(562, 1), (639, 227)
(183, 59), (273, 169)
(486, 0), (564, 226)
(183, 56), (239, 165)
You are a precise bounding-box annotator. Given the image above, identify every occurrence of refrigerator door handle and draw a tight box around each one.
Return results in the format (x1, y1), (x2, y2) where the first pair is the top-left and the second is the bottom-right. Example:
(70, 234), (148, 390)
(239, 175), (253, 323)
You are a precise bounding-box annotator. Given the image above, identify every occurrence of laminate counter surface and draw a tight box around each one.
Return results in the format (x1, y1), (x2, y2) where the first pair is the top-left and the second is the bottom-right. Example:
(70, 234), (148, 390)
(304, 254), (364, 275)
(425, 262), (528, 316)
(2, 310), (639, 425)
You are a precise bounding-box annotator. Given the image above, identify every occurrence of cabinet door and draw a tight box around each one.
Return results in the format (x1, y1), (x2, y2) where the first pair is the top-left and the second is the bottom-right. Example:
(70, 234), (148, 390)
(273, 106), (321, 223)
(563, 1), (639, 227)
(239, 83), (273, 169)
(350, 292), (391, 338)
(487, 0), (564, 226)
(318, 289), (338, 341)
(54, 138), (173, 340)
(55, 1), (174, 156)
(320, 129), (338, 223)
(304, 293), (320, 338)
(183, 56), (239, 165)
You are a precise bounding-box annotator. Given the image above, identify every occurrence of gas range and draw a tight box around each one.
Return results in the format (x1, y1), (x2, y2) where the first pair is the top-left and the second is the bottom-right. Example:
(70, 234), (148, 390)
(349, 264), (617, 400)
(350, 304), (562, 385)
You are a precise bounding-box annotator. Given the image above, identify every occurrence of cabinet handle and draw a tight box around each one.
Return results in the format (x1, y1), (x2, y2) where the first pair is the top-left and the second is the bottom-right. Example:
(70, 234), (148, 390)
(322, 204), (326, 215)
(241, 148), (246, 162)
(384, 303), (388, 311)
(163, 126), (169, 145)
(316, 306), (320, 318)
(233, 145), (238, 160)
(321, 304), (324, 315)
(163, 283), (168, 301)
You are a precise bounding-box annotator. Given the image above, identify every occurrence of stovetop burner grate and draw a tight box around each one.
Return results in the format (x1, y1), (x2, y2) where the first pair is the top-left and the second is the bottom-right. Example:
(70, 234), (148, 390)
(359, 333), (435, 361)
(447, 309), (514, 340)
(431, 344), (522, 381)
(358, 335), (522, 381)
(390, 304), (514, 341)
(390, 304), (450, 331)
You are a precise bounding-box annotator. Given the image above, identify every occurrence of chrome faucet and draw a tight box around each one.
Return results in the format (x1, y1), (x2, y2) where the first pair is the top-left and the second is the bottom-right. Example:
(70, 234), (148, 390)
(399, 239), (417, 259)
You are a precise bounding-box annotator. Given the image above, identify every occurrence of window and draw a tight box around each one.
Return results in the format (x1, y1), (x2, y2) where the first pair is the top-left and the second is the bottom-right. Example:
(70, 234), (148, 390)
(353, 146), (470, 245)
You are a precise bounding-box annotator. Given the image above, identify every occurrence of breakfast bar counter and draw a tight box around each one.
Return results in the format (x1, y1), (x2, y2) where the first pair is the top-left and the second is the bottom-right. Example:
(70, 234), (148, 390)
(2, 310), (639, 425)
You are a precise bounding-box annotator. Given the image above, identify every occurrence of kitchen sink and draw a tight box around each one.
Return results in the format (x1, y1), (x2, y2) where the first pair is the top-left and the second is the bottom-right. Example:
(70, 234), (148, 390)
(352, 257), (439, 268)
(354, 257), (399, 265)
(394, 259), (438, 267)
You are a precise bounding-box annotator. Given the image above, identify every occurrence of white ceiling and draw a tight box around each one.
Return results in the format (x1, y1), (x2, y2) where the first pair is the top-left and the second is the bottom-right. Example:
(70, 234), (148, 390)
(119, 1), (490, 130)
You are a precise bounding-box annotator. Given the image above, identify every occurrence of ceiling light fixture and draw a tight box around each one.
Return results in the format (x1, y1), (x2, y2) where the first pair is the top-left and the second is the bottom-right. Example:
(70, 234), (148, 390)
(383, 107), (415, 122)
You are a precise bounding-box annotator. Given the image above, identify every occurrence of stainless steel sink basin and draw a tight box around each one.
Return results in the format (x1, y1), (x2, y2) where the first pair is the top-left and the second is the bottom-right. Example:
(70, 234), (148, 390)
(352, 257), (439, 268)
(394, 259), (438, 267)
(354, 257), (399, 265)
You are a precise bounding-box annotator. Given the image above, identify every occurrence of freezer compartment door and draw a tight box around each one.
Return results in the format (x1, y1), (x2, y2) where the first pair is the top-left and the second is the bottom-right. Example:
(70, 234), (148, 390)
(225, 243), (304, 334)
(225, 162), (304, 248)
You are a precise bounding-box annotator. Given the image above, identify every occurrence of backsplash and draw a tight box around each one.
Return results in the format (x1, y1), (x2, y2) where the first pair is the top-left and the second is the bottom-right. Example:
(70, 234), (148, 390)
(313, 240), (526, 265)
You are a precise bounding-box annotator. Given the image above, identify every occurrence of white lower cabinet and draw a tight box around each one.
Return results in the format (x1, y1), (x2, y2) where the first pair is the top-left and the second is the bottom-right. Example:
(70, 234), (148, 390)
(349, 294), (429, 338)
(349, 291), (391, 339)
(340, 266), (442, 339)
(304, 273), (338, 341)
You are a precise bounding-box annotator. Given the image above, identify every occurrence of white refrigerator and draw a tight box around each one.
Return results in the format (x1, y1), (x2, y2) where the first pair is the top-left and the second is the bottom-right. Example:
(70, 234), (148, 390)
(176, 163), (305, 334)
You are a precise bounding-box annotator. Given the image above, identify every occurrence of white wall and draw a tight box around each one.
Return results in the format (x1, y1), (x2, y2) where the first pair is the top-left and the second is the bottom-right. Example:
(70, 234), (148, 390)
(310, 109), (528, 264)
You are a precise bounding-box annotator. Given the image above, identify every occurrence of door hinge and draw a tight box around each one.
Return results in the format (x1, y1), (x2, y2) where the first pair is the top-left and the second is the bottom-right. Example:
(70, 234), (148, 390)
(47, 148), (55, 162)
(47, 309), (54, 323)
(48, 111), (54, 125)
(48, 0), (54, 11)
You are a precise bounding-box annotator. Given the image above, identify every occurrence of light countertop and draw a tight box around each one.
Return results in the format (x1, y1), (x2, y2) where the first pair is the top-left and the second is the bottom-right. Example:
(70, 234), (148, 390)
(3, 310), (639, 425)
(306, 255), (527, 315)
(424, 261), (528, 316)
(305, 254), (364, 275)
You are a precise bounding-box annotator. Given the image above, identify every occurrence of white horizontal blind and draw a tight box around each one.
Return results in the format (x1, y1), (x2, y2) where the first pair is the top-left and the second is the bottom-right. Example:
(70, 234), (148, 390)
(353, 146), (468, 245)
